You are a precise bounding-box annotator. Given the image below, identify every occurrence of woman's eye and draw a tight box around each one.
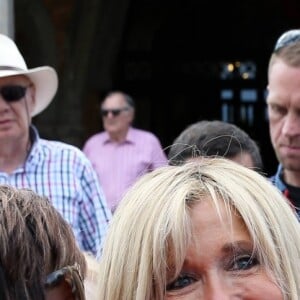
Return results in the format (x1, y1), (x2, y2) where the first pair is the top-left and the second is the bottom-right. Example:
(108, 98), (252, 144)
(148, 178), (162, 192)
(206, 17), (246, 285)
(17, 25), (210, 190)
(166, 274), (196, 290)
(230, 255), (258, 271)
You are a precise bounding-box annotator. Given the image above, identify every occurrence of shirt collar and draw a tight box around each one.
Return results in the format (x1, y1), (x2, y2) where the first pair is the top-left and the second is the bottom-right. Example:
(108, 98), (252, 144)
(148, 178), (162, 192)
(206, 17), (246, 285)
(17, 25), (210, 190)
(103, 127), (135, 144)
(273, 164), (287, 192)
(26, 125), (41, 165)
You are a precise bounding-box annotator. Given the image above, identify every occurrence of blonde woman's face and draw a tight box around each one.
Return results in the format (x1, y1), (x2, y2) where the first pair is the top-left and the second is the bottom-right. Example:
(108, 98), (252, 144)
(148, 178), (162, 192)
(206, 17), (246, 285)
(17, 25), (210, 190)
(165, 200), (283, 299)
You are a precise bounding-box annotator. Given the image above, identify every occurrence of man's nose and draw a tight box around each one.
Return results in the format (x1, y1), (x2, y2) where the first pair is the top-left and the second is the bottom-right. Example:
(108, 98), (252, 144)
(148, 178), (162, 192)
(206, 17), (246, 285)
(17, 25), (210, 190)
(107, 111), (115, 117)
(282, 113), (300, 137)
(0, 95), (10, 110)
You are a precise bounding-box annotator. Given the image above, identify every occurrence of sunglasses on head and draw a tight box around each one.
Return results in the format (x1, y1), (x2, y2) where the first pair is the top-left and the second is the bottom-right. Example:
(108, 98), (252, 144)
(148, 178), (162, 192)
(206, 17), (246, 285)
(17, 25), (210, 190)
(0, 85), (31, 102)
(101, 107), (129, 117)
(274, 29), (300, 52)
(45, 263), (85, 300)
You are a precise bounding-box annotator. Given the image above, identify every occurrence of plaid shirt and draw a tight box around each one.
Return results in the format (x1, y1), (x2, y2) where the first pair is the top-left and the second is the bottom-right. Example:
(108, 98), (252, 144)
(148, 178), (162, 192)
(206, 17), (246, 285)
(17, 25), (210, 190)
(0, 126), (112, 255)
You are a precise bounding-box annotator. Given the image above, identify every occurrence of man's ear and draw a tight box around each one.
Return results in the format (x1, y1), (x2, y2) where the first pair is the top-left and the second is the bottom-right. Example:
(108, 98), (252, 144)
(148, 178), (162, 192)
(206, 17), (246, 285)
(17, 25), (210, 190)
(129, 109), (135, 123)
(27, 84), (36, 115)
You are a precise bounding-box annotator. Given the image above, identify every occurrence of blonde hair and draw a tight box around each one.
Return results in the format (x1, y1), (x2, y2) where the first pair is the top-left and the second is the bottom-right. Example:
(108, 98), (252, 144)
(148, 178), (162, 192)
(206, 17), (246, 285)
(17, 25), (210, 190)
(83, 252), (100, 300)
(97, 158), (300, 300)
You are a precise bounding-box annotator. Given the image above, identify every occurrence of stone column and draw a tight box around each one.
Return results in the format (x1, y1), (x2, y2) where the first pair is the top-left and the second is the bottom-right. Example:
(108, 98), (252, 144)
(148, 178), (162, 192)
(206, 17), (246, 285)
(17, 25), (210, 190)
(0, 0), (14, 38)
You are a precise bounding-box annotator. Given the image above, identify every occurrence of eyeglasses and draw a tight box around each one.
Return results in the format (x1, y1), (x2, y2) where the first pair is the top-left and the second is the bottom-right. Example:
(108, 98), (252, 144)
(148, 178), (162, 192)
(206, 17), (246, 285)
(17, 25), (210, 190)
(274, 29), (300, 52)
(45, 264), (85, 300)
(101, 107), (129, 117)
(0, 85), (31, 102)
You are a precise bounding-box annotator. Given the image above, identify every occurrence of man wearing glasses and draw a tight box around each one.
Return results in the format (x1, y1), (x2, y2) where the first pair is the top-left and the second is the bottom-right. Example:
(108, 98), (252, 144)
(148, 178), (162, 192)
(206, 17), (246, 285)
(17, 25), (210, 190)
(83, 91), (168, 212)
(0, 34), (111, 256)
(267, 29), (300, 219)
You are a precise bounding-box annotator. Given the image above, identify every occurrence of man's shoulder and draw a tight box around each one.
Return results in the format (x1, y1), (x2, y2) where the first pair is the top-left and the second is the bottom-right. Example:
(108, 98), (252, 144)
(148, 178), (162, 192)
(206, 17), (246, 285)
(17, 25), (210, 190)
(267, 165), (281, 181)
(38, 138), (87, 159)
(83, 132), (106, 146)
(269, 174), (276, 183)
(130, 127), (160, 140)
(268, 164), (287, 192)
(27, 138), (96, 176)
(40, 138), (78, 149)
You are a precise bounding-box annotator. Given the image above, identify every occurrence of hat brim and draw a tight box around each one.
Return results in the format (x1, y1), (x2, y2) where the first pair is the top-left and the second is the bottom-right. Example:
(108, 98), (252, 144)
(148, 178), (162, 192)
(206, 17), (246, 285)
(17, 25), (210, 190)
(0, 66), (58, 117)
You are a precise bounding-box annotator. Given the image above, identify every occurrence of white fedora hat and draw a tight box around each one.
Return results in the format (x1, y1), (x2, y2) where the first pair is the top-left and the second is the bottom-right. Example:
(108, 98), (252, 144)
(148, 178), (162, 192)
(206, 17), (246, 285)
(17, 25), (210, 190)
(0, 34), (58, 117)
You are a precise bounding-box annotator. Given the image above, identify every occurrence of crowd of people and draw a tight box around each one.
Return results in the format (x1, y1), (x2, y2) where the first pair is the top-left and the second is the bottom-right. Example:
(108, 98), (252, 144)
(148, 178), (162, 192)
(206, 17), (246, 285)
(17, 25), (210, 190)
(0, 27), (300, 299)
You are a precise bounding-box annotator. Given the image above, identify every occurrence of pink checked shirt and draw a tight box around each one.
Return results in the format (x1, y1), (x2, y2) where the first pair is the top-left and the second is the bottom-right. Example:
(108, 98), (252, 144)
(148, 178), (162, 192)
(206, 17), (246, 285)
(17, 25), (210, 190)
(83, 127), (168, 211)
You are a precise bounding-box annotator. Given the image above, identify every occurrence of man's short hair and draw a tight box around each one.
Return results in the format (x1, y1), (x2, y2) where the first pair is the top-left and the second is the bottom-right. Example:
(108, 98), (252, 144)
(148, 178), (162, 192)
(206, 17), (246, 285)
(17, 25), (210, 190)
(168, 120), (263, 170)
(104, 91), (135, 109)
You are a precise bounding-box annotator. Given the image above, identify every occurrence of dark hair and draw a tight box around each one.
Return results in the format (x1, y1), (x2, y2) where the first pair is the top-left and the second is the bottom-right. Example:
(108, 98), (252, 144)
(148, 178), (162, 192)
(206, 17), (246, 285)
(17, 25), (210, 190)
(104, 91), (135, 109)
(168, 120), (263, 170)
(0, 185), (86, 300)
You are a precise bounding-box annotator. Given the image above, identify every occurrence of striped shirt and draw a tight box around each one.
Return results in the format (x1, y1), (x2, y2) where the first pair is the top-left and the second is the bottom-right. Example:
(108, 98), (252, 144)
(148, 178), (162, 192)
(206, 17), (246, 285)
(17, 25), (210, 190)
(0, 126), (112, 255)
(83, 127), (168, 211)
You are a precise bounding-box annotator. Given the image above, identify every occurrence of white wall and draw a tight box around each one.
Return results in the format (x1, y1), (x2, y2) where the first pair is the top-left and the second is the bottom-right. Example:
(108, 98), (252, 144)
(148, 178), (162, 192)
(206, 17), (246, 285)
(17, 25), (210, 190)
(0, 0), (14, 38)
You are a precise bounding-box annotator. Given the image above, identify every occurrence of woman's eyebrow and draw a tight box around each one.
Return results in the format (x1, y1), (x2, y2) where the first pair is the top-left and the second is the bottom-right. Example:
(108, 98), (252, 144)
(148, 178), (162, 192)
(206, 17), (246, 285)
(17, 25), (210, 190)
(221, 240), (253, 254)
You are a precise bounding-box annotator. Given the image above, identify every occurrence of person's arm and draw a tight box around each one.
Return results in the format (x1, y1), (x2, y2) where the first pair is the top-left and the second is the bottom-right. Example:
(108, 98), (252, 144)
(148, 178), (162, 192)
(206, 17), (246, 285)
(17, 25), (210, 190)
(78, 155), (112, 256)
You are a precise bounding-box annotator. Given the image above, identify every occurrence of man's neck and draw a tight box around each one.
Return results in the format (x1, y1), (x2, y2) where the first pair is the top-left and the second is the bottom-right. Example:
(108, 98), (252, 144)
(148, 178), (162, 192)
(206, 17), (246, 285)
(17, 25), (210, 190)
(109, 129), (129, 143)
(283, 169), (300, 187)
(0, 136), (31, 174)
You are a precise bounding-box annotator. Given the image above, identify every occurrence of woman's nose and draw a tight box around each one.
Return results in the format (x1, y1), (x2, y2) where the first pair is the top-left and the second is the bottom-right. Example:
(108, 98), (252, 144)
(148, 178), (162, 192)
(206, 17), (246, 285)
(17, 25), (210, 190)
(202, 274), (242, 300)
